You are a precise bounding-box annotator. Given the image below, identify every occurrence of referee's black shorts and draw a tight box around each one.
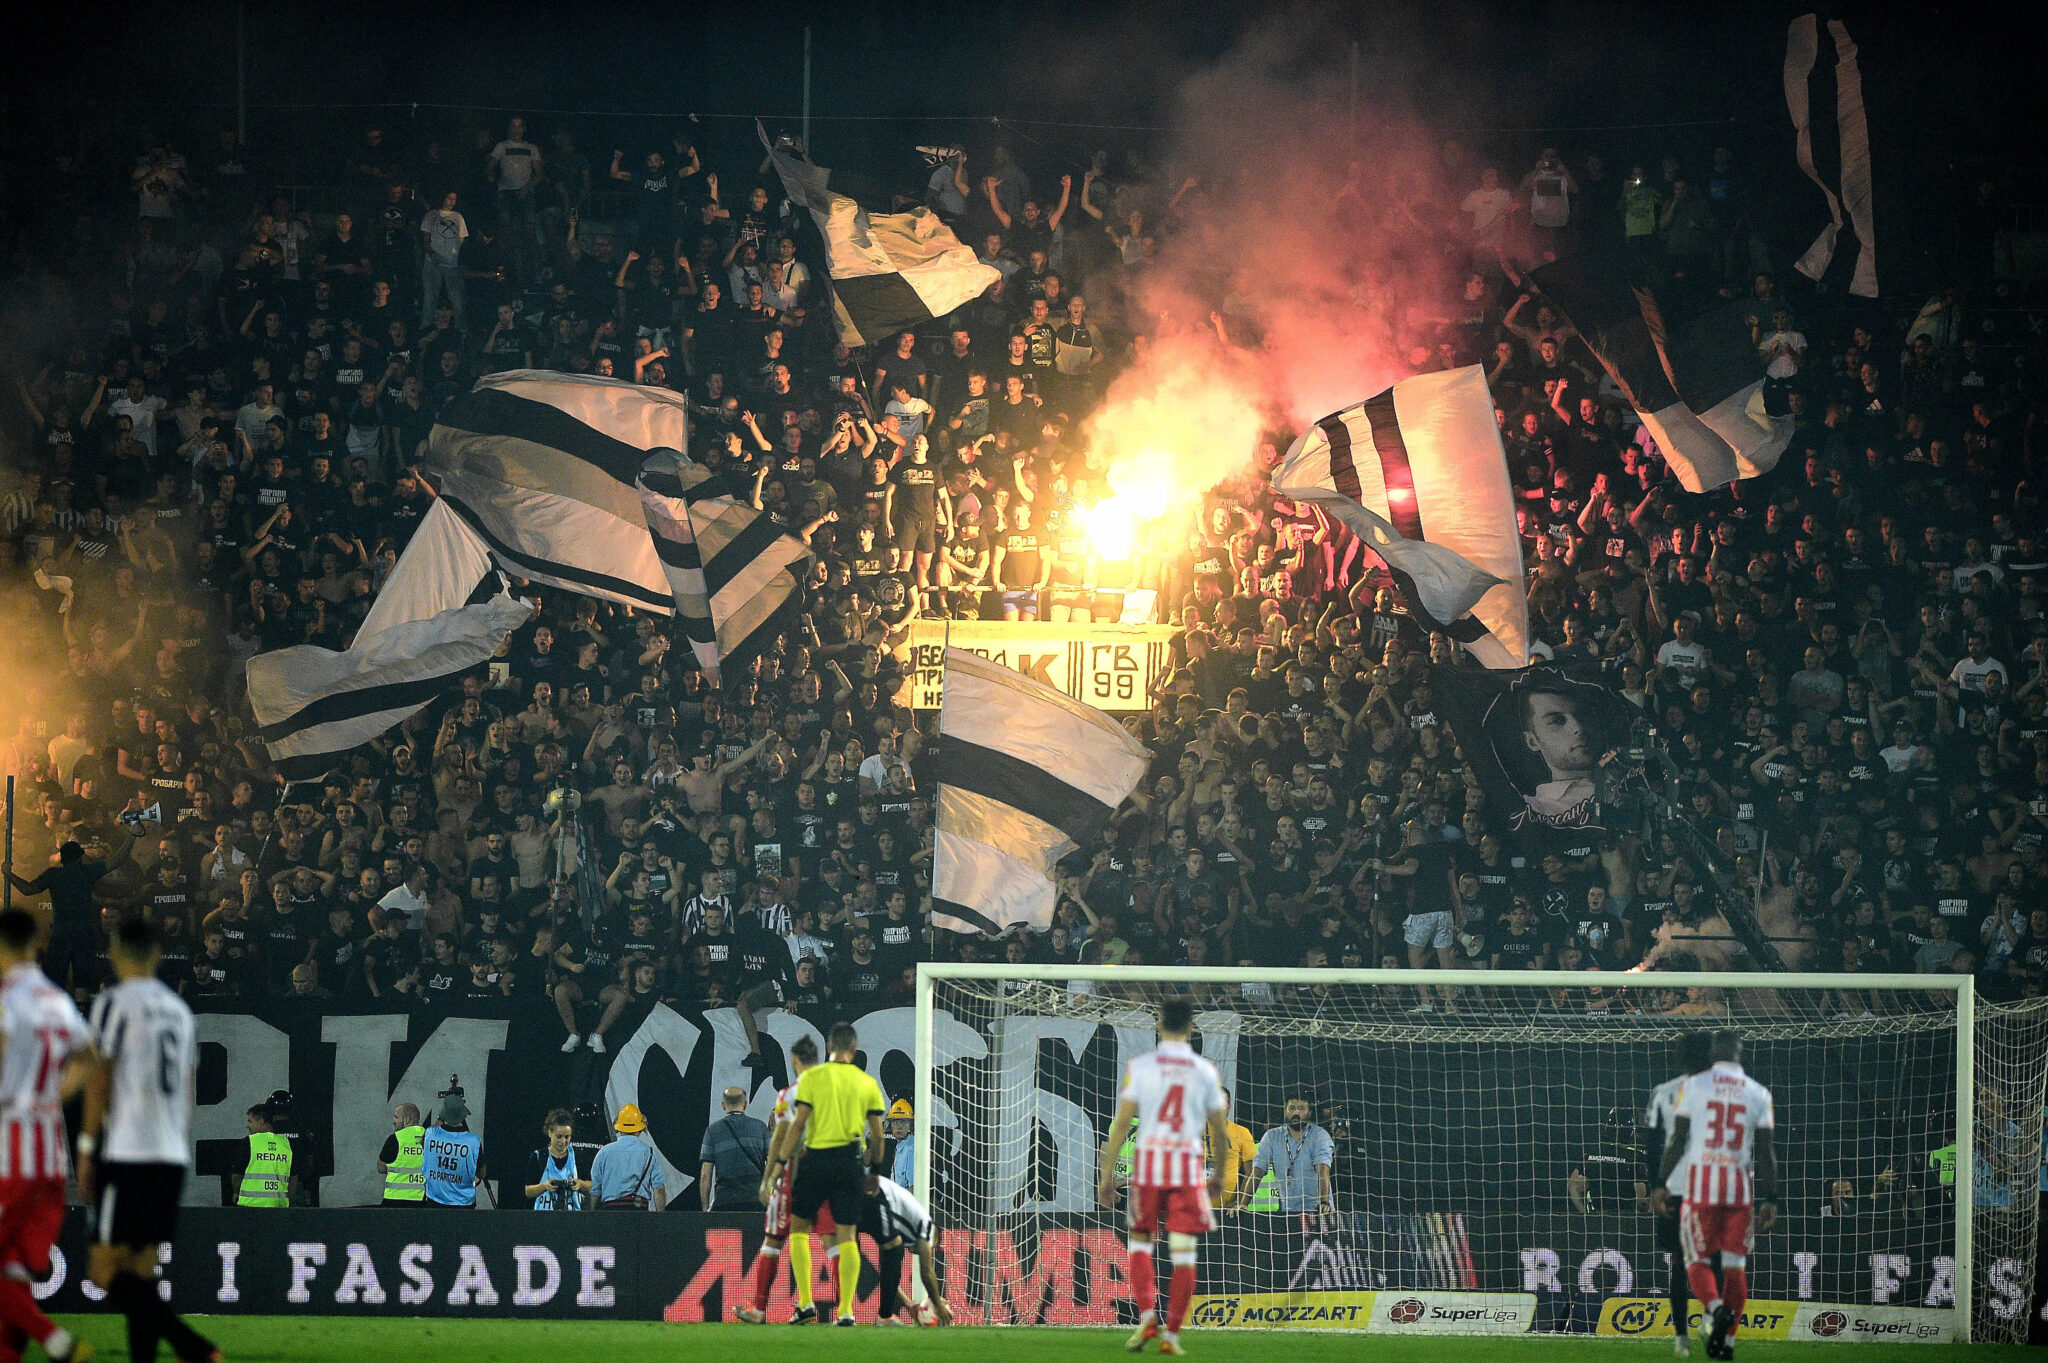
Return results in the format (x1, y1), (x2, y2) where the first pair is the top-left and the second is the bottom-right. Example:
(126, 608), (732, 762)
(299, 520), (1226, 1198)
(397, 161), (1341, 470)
(790, 1144), (866, 1227)
(97, 1161), (186, 1249)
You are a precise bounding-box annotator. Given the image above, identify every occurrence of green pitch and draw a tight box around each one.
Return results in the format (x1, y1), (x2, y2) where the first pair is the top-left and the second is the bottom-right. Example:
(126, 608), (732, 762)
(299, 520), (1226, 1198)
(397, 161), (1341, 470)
(52, 1316), (2037, 1361)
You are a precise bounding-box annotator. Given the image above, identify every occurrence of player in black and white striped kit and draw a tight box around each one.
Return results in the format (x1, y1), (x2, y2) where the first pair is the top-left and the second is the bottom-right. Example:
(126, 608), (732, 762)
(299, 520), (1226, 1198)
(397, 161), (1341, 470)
(863, 1176), (953, 1326)
(77, 919), (218, 1363)
(1638, 1032), (1712, 1359)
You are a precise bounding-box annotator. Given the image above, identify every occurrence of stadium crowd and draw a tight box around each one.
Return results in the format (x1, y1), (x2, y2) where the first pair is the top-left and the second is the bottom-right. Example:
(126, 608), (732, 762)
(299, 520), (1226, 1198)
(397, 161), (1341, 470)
(0, 111), (2044, 1061)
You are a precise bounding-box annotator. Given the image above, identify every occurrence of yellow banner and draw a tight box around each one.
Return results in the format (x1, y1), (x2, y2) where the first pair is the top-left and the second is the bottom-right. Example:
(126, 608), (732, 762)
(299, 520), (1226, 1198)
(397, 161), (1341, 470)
(1598, 1296), (1799, 1340)
(903, 621), (1176, 712)
(1186, 1293), (1377, 1329)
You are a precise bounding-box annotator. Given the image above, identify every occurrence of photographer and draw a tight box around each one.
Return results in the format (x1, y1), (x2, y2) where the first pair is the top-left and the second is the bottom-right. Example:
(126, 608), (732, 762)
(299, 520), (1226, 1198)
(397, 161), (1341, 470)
(524, 1108), (590, 1210)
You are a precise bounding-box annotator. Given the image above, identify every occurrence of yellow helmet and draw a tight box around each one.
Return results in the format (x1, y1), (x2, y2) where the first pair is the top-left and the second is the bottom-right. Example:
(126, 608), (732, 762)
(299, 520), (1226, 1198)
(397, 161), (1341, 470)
(885, 1099), (914, 1122)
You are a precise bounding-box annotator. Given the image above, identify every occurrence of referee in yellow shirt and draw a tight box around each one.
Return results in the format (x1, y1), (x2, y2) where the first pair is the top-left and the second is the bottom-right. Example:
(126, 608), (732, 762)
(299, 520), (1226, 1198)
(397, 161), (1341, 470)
(774, 1021), (887, 1326)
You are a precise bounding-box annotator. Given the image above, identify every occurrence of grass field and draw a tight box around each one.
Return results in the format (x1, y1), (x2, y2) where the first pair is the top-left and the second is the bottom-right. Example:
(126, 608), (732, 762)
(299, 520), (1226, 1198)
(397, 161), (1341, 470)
(51, 1316), (2035, 1362)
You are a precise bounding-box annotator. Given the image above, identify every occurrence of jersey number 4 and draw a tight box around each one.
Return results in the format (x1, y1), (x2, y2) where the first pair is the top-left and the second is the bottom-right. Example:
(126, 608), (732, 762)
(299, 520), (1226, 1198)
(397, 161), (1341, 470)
(1157, 1085), (1186, 1133)
(1703, 1100), (1748, 1151)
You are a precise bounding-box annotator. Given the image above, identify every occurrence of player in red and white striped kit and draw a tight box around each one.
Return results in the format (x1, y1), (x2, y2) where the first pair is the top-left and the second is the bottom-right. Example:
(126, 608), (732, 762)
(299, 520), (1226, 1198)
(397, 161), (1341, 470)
(0, 908), (94, 1363)
(1097, 999), (1226, 1356)
(1655, 1030), (1778, 1363)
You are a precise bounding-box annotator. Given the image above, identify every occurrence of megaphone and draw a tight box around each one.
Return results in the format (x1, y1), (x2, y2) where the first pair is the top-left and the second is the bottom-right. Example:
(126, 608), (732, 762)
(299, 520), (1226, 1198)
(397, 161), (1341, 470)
(119, 803), (163, 828)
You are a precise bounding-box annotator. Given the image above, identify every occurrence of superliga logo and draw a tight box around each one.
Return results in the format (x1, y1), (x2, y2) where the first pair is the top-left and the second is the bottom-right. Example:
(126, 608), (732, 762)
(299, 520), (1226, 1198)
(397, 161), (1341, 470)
(1809, 1309), (1848, 1338)
(1388, 1298), (1427, 1324)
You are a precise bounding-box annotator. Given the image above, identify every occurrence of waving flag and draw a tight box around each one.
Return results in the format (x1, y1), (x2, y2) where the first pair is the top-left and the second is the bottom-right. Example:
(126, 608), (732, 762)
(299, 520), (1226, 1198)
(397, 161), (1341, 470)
(1786, 14), (1877, 298)
(931, 649), (1148, 937)
(424, 370), (685, 611)
(636, 451), (811, 687)
(1273, 366), (1529, 669)
(1531, 260), (1791, 493)
(761, 124), (998, 347)
(247, 500), (527, 781)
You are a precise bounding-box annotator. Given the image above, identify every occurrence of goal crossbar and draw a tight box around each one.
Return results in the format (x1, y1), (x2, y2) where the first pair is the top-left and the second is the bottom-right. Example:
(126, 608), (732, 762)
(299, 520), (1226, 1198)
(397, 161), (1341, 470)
(912, 965), (1982, 1340)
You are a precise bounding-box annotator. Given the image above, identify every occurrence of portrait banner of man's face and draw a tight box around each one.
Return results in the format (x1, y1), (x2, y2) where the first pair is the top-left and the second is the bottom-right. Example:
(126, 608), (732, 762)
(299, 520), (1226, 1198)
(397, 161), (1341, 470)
(1434, 662), (1638, 860)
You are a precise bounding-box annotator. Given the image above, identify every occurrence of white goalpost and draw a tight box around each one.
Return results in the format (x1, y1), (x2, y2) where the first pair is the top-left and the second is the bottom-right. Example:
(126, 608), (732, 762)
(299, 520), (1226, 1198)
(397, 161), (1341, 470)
(912, 965), (2048, 1344)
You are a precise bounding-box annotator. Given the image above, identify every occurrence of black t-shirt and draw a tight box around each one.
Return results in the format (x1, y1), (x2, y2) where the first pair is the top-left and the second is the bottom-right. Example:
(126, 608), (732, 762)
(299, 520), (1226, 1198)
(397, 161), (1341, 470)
(832, 954), (889, 1013)
(731, 925), (791, 995)
(890, 462), (939, 520)
(998, 530), (1043, 587)
(871, 909), (924, 976)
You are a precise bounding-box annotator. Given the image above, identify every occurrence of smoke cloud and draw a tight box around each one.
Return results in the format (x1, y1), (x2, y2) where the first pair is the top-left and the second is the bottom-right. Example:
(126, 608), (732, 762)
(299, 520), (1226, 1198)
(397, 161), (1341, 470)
(1076, 15), (1487, 530)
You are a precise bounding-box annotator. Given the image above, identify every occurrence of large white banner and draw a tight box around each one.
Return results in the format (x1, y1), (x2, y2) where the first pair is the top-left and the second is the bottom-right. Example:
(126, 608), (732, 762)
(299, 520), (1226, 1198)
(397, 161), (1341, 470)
(902, 620), (1175, 712)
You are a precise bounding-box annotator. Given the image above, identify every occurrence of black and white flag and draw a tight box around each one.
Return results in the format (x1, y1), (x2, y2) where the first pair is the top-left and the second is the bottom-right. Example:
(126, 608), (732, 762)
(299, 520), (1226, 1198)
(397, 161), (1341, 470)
(1272, 366), (1529, 669)
(246, 499), (528, 782)
(424, 370), (687, 612)
(1785, 14), (1877, 298)
(636, 451), (811, 688)
(1532, 259), (1792, 494)
(930, 649), (1148, 937)
(760, 124), (999, 347)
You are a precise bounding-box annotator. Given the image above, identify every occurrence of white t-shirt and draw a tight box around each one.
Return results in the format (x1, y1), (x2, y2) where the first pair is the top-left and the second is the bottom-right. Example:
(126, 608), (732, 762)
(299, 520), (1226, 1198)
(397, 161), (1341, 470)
(378, 883), (430, 931)
(1121, 1040), (1225, 1189)
(1461, 186), (1515, 240)
(1529, 171), (1572, 228)
(1673, 1061), (1775, 1207)
(1949, 655), (2009, 693)
(1656, 638), (1711, 688)
(420, 209), (468, 267)
(1758, 330), (1807, 379)
(111, 393), (168, 459)
(89, 976), (198, 1166)
(488, 139), (543, 192)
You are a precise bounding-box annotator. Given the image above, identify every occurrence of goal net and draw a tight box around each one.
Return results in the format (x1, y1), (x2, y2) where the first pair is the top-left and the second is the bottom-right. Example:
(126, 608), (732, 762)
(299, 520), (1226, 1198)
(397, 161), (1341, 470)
(912, 966), (2048, 1344)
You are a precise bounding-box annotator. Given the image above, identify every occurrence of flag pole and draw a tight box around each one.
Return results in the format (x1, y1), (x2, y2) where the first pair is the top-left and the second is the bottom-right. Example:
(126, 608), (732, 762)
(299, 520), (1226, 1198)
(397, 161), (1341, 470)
(3, 774), (13, 912)
(925, 613), (950, 962)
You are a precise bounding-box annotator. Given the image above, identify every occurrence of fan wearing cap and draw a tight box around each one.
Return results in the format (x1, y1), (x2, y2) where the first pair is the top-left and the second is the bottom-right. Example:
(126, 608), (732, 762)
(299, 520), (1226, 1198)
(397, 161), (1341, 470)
(590, 1103), (667, 1211)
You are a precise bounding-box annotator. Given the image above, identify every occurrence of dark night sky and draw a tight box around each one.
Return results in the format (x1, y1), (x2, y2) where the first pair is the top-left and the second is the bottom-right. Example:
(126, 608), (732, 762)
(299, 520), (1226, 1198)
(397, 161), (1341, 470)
(1, 1), (2036, 161)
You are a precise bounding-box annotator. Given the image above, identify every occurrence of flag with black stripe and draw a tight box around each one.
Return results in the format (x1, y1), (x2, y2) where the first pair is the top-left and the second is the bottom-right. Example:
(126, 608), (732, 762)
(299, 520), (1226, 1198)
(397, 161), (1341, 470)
(424, 370), (685, 612)
(246, 500), (529, 781)
(1530, 260), (1792, 493)
(1272, 366), (1529, 669)
(636, 451), (811, 687)
(930, 648), (1149, 937)
(1785, 14), (1877, 298)
(760, 124), (999, 348)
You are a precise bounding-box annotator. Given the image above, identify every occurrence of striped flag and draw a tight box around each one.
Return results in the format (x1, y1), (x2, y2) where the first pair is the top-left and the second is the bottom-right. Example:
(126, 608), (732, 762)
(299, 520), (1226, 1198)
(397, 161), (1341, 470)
(760, 125), (999, 348)
(246, 499), (528, 781)
(636, 451), (811, 687)
(1272, 366), (1529, 670)
(1531, 260), (1792, 493)
(1785, 15), (1877, 298)
(931, 648), (1149, 937)
(424, 370), (684, 611)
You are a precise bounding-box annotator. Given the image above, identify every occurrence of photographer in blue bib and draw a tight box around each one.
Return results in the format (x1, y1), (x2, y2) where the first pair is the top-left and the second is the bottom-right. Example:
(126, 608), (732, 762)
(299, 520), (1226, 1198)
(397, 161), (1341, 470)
(423, 1079), (489, 1209)
(524, 1108), (590, 1211)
